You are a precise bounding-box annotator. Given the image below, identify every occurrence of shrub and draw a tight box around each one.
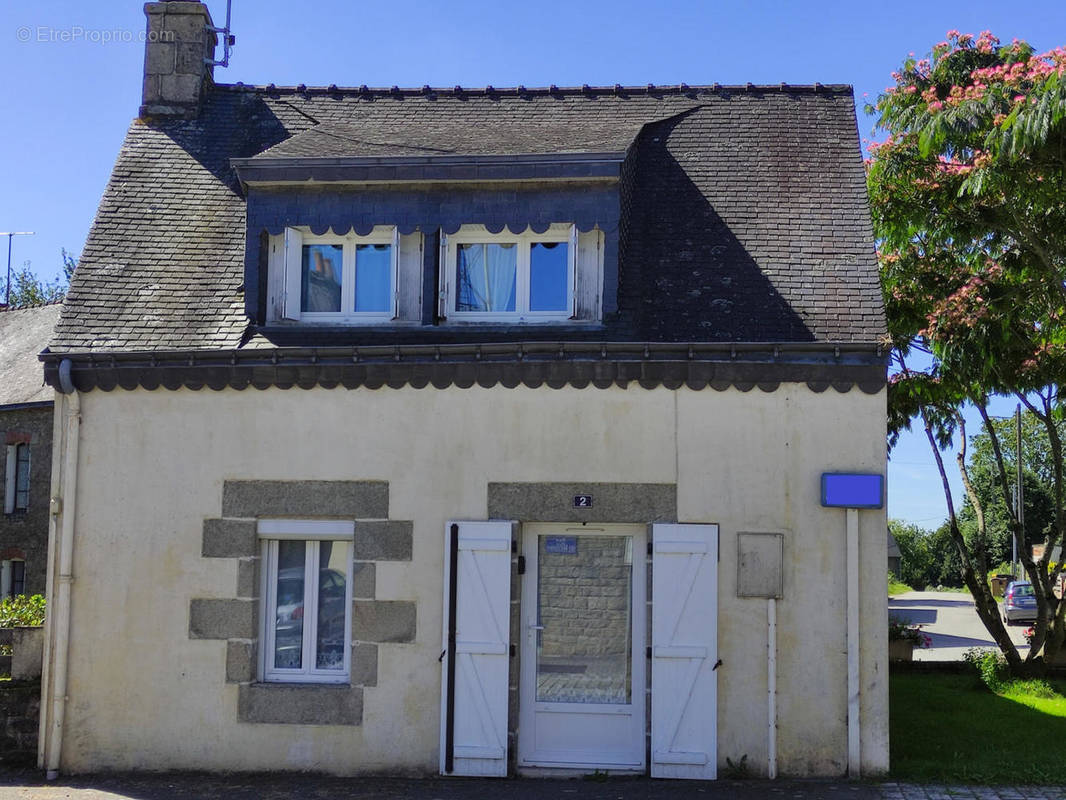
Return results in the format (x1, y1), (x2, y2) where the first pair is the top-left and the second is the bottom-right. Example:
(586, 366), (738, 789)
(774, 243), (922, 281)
(0, 594), (46, 628)
(964, 648), (1009, 692)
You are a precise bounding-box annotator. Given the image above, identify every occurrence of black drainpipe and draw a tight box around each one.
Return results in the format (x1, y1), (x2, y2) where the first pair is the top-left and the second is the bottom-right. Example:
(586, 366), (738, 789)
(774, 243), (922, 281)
(444, 523), (459, 773)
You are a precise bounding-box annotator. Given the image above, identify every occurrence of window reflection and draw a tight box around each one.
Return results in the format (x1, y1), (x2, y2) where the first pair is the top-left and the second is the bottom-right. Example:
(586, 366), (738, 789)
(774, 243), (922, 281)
(354, 243), (392, 313)
(273, 541), (306, 669)
(316, 541), (349, 670)
(301, 244), (343, 312)
(529, 241), (568, 312)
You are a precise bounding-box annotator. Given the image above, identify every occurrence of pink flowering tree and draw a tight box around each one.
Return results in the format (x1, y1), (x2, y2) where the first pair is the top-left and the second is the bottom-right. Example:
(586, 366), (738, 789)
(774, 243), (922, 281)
(868, 31), (1066, 674)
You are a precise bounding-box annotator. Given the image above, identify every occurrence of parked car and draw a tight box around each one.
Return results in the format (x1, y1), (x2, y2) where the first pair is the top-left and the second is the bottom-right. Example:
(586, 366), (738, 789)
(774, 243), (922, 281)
(1003, 581), (1038, 625)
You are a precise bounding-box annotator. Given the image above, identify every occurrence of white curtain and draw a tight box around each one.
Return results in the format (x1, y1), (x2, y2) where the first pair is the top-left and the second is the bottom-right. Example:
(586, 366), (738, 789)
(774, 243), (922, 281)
(457, 243), (516, 312)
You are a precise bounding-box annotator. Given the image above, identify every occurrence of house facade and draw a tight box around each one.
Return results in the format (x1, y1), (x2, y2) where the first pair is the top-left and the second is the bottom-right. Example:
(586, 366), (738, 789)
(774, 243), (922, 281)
(0, 304), (60, 601)
(37, 1), (889, 779)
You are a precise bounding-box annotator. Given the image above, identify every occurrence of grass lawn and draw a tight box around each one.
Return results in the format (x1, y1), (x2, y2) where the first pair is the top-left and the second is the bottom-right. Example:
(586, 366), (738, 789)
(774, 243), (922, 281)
(887, 576), (914, 595)
(891, 672), (1066, 783)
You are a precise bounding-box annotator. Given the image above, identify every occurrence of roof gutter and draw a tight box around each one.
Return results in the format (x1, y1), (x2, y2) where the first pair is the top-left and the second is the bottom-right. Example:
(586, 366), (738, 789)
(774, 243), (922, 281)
(39, 341), (888, 394)
(39, 340), (886, 366)
(0, 400), (54, 412)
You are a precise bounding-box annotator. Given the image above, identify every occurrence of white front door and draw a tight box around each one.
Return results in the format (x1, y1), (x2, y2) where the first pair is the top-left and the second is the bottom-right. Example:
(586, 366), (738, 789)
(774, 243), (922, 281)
(518, 523), (646, 771)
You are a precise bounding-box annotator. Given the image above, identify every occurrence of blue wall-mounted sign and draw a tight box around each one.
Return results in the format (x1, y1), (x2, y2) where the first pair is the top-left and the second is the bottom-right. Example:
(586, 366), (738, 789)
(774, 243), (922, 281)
(544, 536), (578, 555)
(821, 473), (884, 509)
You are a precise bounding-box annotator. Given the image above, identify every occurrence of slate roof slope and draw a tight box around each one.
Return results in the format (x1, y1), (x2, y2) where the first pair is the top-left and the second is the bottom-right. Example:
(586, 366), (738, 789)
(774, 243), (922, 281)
(49, 83), (885, 353)
(254, 120), (645, 159)
(0, 304), (60, 406)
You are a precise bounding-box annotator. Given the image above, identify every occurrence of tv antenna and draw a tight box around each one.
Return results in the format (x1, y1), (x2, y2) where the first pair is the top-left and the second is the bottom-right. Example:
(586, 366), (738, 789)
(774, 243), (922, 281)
(207, 0), (236, 68)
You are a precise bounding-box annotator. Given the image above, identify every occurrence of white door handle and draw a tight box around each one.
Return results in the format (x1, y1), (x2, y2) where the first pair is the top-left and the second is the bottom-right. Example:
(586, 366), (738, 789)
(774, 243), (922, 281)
(529, 624), (544, 631)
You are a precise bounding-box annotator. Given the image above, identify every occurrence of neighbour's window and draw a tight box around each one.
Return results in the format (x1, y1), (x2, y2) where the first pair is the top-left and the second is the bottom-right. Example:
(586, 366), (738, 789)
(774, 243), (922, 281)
(4, 443), (30, 514)
(441, 224), (577, 321)
(259, 519), (354, 683)
(280, 226), (399, 322)
(1, 559), (25, 599)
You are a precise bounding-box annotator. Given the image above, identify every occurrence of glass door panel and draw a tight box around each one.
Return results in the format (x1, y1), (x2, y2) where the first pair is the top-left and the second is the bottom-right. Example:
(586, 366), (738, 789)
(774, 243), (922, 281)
(535, 535), (633, 704)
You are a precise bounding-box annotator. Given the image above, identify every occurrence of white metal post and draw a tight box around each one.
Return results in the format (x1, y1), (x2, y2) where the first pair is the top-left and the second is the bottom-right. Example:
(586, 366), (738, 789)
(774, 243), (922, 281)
(767, 597), (777, 779)
(846, 507), (860, 776)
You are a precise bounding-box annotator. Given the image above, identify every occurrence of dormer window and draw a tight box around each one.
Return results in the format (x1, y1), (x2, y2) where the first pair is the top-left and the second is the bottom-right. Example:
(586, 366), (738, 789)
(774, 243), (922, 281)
(441, 224), (579, 322)
(280, 226), (400, 322)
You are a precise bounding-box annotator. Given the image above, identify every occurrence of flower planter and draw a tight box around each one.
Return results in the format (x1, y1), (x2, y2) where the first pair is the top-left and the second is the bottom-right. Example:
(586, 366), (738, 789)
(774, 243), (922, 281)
(888, 640), (915, 661)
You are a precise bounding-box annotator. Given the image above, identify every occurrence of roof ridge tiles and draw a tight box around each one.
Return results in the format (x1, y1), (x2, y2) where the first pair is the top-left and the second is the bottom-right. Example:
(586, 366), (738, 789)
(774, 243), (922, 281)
(218, 82), (854, 98)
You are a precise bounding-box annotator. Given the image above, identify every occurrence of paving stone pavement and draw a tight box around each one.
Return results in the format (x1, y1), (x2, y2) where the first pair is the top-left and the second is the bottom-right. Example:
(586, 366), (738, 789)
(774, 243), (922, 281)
(881, 786), (1066, 800)
(0, 773), (1065, 800)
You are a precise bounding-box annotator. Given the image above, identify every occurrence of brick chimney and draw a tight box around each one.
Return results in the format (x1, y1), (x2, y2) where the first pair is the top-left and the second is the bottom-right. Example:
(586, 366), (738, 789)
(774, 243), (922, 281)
(140, 1), (217, 119)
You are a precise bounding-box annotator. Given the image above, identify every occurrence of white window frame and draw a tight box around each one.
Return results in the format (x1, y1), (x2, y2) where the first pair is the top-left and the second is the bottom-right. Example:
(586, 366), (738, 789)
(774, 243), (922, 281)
(0, 558), (25, 599)
(282, 226), (400, 323)
(258, 519), (355, 684)
(5, 443), (29, 514)
(441, 224), (577, 322)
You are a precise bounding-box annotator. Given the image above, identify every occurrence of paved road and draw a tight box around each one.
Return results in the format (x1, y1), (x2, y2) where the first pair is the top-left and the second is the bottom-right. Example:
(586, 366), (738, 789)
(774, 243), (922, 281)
(0, 773), (1064, 800)
(888, 591), (1029, 660)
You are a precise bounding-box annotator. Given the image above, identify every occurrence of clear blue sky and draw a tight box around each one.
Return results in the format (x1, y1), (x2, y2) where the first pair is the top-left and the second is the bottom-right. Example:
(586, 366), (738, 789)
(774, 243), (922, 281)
(3, 1), (1064, 528)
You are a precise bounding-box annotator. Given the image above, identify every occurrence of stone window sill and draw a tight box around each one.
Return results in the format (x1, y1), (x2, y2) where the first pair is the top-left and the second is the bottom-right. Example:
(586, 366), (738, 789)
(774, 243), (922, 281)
(237, 682), (363, 726)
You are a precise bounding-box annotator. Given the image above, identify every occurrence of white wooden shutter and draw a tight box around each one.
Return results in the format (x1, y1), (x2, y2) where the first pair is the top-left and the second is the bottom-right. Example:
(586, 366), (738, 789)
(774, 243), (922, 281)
(440, 520), (513, 777)
(281, 227), (303, 320)
(651, 523), (719, 779)
(437, 233), (449, 319)
(568, 224), (579, 319)
(390, 226), (401, 320)
(4, 446), (15, 515)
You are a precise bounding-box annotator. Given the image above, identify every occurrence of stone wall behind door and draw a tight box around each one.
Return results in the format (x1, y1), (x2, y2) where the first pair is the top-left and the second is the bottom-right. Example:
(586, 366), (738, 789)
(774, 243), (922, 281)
(538, 536), (631, 658)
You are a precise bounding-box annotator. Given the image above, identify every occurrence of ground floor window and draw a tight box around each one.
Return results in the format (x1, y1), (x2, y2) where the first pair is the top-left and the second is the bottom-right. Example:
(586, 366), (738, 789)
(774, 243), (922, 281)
(0, 559), (25, 599)
(260, 520), (354, 683)
(4, 442), (30, 514)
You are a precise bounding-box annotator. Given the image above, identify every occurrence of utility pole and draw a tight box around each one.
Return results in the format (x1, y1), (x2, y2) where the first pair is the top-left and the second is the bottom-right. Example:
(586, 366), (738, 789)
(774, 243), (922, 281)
(1, 231), (34, 307)
(1015, 404), (1024, 579)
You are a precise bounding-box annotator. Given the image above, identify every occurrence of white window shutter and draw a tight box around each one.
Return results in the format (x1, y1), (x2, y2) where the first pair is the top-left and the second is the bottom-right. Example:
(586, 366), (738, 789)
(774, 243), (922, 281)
(282, 227), (303, 321)
(440, 520), (512, 777)
(391, 227), (401, 320)
(438, 233), (449, 320)
(568, 224), (579, 319)
(651, 523), (719, 779)
(4, 446), (15, 515)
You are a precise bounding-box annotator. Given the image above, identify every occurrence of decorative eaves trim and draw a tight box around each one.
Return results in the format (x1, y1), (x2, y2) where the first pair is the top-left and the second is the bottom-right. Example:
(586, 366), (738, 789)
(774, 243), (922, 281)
(244, 182), (621, 237)
(40, 342), (887, 394)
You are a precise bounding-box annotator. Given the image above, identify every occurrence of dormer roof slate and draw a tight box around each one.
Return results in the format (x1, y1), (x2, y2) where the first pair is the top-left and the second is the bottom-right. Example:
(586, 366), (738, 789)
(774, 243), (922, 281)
(47, 83), (885, 355)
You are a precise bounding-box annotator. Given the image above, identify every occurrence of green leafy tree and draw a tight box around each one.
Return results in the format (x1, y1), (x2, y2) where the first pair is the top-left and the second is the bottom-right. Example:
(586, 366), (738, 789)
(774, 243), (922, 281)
(890, 518), (966, 589)
(961, 414), (1058, 570)
(2, 249), (76, 308)
(870, 31), (1066, 674)
(890, 520), (936, 589)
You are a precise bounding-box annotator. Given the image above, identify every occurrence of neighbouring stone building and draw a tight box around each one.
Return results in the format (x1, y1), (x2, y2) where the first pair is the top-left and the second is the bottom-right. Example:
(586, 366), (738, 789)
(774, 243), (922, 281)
(0, 304), (60, 600)
(36, 0), (889, 782)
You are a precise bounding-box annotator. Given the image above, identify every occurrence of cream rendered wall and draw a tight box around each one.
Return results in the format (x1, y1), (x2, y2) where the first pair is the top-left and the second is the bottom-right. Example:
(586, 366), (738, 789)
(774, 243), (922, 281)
(54, 383), (886, 776)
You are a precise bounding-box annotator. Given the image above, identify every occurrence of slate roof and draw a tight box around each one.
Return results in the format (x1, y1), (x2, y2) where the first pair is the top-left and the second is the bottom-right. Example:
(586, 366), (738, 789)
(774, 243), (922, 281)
(49, 83), (885, 353)
(0, 303), (59, 406)
(253, 120), (644, 159)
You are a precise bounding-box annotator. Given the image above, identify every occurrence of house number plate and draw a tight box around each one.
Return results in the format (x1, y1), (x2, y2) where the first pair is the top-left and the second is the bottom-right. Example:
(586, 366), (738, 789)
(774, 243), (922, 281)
(573, 494), (593, 508)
